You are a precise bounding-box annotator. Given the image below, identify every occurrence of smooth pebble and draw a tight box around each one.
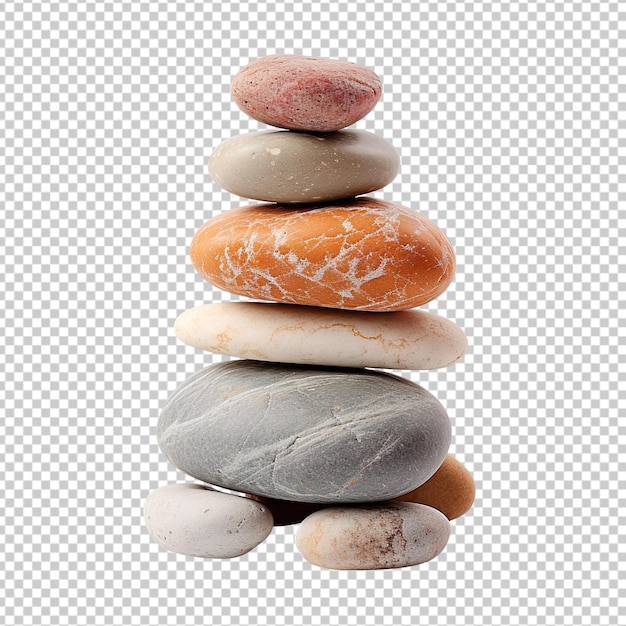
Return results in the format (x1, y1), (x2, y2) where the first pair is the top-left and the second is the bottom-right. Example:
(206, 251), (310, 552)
(296, 502), (450, 570)
(190, 197), (455, 311)
(208, 130), (399, 204)
(143, 483), (274, 558)
(157, 360), (451, 503)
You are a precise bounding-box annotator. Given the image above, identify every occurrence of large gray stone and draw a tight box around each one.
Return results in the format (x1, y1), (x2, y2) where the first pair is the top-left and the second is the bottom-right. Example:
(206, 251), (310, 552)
(157, 360), (451, 503)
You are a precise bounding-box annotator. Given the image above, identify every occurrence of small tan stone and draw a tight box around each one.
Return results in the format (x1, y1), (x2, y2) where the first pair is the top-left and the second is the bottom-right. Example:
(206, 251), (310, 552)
(393, 454), (475, 520)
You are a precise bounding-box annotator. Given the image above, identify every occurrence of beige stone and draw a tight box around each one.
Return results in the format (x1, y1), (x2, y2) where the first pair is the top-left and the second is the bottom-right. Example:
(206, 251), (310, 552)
(296, 503), (450, 570)
(208, 130), (399, 203)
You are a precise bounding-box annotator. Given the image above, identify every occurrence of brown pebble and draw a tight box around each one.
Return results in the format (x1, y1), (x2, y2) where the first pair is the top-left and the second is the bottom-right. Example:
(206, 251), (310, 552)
(392, 454), (475, 520)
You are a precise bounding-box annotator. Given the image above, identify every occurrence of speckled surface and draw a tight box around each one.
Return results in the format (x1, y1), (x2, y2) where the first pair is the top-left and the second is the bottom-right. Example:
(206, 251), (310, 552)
(208, 129), (399, 203)
(231, 54), (382, 131)
(157, 360), (451, 503)
(190, 197), (455, 311)
(295, 502), (450, 570)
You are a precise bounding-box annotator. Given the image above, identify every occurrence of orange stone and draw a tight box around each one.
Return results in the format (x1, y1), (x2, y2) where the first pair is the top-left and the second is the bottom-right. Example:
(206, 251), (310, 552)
(190, 197), (455, 311)
(392, 454), (475, 520)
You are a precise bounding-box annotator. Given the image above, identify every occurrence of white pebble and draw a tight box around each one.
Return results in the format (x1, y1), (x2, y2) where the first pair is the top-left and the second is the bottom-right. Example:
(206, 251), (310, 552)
(144, 483), (273, 558)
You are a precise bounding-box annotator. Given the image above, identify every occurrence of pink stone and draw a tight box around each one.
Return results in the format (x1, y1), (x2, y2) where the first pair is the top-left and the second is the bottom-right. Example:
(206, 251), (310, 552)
(231, 54), (382, 131)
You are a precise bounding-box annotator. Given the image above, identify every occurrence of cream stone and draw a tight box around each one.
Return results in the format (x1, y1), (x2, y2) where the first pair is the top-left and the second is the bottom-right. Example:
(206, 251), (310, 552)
(174, 302), (467, 370)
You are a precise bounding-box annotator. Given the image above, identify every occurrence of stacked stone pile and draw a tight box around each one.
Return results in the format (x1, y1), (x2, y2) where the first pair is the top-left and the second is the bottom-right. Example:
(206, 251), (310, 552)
(144, 54), (475, 570)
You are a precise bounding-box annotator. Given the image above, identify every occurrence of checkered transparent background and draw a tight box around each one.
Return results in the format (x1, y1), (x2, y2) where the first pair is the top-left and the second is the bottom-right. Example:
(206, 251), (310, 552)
(1, 1), (624, 625)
